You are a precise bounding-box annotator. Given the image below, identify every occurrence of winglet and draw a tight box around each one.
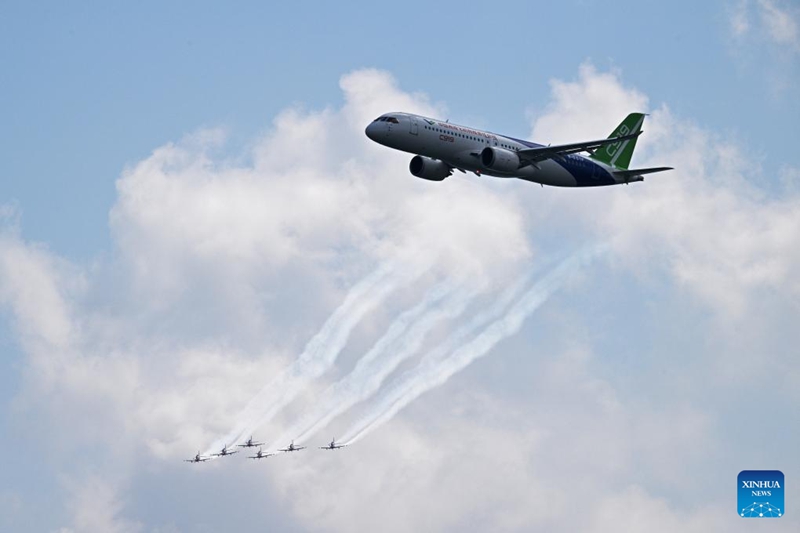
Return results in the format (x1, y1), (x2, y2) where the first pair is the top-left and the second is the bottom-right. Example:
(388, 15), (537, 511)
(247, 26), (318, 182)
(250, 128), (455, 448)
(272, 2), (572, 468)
(589, 113), (646, 169)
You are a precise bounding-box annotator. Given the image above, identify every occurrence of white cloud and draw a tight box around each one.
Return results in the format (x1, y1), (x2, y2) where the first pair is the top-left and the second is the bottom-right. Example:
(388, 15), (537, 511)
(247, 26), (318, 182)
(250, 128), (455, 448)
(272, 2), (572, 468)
(727, 0), (800, 51)
(0, 212), (74, 354)
(779, 164), (800, 191)
(110, 69), (529, 315)
(259, 344), (738, 532)
(531, 63), (649, 144)
(1, 68), (535, 527)
(528, 62), (800, 321)
(729, 0), (751, 37)
(583, 486), (736, 533)
(2, 64), (799, 532)
(758, 0), (800, 49)
(57, 477), (142, 533)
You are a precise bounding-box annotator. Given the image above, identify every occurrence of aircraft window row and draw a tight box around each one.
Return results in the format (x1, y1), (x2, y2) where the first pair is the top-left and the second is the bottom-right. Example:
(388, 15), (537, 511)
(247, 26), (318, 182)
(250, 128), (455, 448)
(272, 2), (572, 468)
(424, 125), (491, 143)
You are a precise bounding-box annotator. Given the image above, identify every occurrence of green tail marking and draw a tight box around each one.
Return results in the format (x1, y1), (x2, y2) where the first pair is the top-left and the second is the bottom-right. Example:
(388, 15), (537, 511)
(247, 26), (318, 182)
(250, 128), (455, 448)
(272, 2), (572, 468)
(589, 113), (646, 170)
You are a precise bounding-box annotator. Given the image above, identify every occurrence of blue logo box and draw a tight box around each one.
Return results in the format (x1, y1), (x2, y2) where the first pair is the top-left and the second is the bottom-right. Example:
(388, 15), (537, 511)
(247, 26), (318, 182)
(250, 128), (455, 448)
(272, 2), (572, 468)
(738, 470), (784, 518)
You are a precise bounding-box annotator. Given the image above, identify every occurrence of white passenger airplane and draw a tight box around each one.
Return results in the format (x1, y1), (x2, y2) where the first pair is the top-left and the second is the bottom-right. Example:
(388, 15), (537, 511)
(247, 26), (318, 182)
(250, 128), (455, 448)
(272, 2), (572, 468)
(365, 112), (672, 187)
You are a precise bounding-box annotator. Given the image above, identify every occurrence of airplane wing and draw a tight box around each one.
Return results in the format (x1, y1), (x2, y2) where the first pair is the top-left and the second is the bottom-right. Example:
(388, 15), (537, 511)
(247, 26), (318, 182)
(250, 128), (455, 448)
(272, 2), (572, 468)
(612, 166), (674, 179)
(517, 131), (641, 165)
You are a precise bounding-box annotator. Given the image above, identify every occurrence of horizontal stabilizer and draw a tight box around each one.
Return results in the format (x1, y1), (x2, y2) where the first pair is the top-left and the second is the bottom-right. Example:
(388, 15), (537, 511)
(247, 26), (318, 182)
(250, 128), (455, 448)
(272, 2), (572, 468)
(613, 167), (674, 179)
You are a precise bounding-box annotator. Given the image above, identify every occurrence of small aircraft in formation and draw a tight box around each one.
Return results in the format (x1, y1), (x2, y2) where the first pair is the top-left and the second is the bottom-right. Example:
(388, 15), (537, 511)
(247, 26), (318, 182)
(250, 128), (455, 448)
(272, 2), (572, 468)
(248, 448), (276, 460)
(212, 445), (238, 458)
(185, 437), (347, 464)
(279, 440), (306, 453)
(237, 436), (265, 448)
(319, 438), (346, 450)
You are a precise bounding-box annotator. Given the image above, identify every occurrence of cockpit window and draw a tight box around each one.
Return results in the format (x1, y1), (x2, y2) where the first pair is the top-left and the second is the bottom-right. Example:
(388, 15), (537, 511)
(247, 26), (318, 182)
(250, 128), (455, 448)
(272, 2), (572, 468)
(386, 116), (400, 124)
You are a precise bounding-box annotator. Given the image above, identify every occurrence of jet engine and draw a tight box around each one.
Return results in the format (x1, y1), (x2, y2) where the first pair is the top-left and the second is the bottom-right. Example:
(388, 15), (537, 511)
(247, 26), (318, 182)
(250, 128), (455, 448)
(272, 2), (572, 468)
(480, 147), (520, 173)
(409, 155), (450, 181)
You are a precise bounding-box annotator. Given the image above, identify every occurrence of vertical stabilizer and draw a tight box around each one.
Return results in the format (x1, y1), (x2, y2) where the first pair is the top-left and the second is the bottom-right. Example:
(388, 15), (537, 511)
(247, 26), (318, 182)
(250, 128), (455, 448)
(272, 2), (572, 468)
(589, 113), (646, 170)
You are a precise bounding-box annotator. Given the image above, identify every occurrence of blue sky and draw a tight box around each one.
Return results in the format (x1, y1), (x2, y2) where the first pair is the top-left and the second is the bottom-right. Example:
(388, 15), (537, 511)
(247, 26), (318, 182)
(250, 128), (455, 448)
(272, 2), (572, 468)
(2, 1), (799, 531)
(2, 0), (798, 259)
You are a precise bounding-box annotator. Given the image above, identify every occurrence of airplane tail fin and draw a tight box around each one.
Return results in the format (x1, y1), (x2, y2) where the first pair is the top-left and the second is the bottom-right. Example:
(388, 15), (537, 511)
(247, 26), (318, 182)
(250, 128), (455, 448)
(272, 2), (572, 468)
(589, 113), (646, 170)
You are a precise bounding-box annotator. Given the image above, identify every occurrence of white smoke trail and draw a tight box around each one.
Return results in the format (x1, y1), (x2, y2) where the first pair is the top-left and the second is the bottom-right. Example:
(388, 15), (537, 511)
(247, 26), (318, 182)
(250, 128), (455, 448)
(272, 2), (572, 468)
(272, 280), (483, 448)
(204, 261), (411, 454)
(340, 245), (604, 445)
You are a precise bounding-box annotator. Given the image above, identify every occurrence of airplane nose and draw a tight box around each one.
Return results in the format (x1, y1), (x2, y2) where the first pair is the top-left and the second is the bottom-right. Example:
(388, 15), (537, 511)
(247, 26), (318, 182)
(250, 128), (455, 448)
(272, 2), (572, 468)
(365, 122), (378, 141)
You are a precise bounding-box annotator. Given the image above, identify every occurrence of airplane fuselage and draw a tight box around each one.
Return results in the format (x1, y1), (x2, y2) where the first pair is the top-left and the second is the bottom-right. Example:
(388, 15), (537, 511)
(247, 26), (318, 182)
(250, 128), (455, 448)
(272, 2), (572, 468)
(365, 112), (628, 187)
